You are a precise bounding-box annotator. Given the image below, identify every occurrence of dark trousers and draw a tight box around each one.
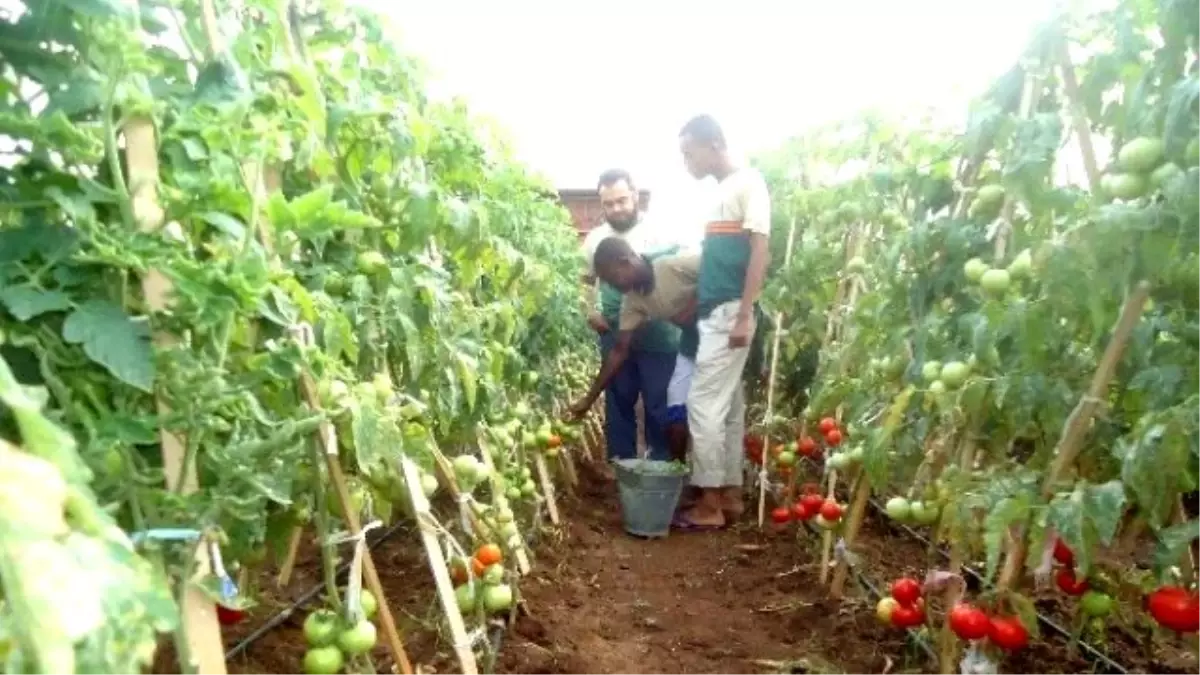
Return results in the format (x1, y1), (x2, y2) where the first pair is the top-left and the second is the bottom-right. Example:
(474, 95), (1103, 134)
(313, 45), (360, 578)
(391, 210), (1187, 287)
(598, 333), (675, 461)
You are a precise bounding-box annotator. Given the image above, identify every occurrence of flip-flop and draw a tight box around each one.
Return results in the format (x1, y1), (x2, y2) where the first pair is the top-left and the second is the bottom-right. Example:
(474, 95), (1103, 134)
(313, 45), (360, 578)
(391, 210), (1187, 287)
(671, 512), (726, 532)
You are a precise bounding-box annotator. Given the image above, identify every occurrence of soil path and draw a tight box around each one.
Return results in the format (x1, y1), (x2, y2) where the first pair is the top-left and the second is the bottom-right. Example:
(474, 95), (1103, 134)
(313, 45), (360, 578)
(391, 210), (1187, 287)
(496, 465), (912, 675)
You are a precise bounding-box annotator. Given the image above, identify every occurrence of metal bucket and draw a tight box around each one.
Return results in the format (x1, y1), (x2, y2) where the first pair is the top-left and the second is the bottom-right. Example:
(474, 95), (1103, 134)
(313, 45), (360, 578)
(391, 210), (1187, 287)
(613, 459), (687, 538)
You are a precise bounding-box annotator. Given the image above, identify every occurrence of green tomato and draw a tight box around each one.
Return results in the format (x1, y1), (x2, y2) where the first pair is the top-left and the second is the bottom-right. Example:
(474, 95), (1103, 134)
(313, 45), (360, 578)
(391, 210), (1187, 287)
(521, 431), (538, 449)
(921, 361), (942, 383)
(1080, 591), (1113, 618)
(420, 473), (439, 498)
(495, 506), (515, 524)
(499, 521), (521, 543)
(506, 487), (523, 501)
(512, 402), (531, 420)
(929, 380), (946, 396)
(910, 501), (941, 525)
(456, 584), (476, 613)
(1116, 136), (1165, 173)
(483, 584), (515, 613)
(974, 184), (1005, 210)
(453, 455), (482, 487)
(1006, 249), (1033, 279)
(1149, 162), (1184, 190)
(963, 257), (988, 283)
(357, 589), (378, 620)
(356, 250), (387, 274)
(1104, 172), (1149, 201)
(337, 619), (377, 656)
(939, 361), (969, 389)
(980, 268), (1011, 295)
(483, 563), (506, 585)
(302, 609), (339, 647)
(777, 450), (796, 467)
(303, 645), (345, 675)
(884, 496), (911, 522)
(520, 479), (538, 497)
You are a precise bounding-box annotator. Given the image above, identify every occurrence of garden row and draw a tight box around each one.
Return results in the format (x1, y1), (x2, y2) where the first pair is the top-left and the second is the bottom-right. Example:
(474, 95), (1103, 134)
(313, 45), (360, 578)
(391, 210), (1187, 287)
(0, 1), (596, 674)
(746, 0), (1199, 672)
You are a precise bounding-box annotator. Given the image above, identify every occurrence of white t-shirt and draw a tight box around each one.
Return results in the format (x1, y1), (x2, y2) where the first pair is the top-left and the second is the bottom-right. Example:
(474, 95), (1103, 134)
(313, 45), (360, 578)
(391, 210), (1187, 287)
(706, 167), (772, 236)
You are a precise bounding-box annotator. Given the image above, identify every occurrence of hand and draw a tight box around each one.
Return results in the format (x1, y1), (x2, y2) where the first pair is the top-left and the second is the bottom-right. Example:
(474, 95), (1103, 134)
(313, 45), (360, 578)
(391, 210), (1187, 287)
(566, 397), (593, 420)
(586, 311), (610, 333)
(728, 314), (752, 349)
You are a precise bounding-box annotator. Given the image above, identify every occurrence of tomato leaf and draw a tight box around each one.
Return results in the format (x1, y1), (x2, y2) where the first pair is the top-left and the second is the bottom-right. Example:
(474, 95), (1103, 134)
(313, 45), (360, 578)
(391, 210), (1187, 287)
(1118, 418), (1192, 527)
(1151, 519), (1200, 579)
(0, 285), (73, 321)
(61, 300), (155, 393)
(1046, 480), (1127, 576)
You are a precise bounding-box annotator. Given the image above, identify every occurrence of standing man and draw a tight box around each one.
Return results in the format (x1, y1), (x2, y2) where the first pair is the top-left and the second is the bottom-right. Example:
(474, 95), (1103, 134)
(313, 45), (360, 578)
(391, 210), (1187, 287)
(580, 169), (680, 464)
(673, 115), (772, 531)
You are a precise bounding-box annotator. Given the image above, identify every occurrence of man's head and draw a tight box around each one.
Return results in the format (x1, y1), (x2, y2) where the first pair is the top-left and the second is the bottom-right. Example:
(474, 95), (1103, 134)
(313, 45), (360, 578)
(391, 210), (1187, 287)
(592, 236), (649, 292)
(678, 114), (727, 180)
(596, 168), (640, 232)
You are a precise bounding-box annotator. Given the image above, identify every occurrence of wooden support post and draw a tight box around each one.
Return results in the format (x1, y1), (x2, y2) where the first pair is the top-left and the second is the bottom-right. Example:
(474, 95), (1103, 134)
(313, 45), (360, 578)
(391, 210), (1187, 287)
(756, 218), (798, 529)
(400, 458), (479, 675)
(534, 454), (561, 525)
(276, 526), (304, 588)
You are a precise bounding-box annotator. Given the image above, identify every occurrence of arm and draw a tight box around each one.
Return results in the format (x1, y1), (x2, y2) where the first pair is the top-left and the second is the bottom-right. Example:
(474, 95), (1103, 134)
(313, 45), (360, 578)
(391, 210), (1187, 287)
(731, 174), (772, 346)
(569, 329), (634, 415)
(737, 234), (770, 320)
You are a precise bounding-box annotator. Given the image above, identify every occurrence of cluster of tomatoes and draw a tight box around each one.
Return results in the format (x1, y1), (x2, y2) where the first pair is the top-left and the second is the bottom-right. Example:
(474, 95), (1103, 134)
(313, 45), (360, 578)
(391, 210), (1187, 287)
(744, 415), (844, 482)
(770, 483), (843, 529)
(876, 577), (1031, 652)
(448, 543), (516, 616)
(875, 577), (927, 629)
(1050, 539), (1113, 619)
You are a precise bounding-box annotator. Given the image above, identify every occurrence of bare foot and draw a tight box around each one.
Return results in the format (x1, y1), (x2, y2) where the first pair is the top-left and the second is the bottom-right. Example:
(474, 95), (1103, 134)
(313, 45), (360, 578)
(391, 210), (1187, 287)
(721, 488), (745, 518)
(674, 505), (726, 530)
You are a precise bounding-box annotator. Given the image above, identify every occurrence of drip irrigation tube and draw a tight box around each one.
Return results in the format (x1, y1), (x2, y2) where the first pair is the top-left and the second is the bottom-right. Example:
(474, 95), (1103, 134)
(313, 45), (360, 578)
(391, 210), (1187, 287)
(224, 520), (408, 661)
(863, 497), (1130, 675)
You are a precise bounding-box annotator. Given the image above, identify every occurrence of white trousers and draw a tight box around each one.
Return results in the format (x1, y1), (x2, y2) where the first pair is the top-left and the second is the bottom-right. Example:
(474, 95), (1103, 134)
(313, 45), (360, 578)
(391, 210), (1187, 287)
(686, 301), (753, 488)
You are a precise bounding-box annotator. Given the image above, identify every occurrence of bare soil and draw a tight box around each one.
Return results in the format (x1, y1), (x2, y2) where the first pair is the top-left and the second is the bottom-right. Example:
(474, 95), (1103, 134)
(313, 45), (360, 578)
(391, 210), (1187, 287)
(214, 457), (1197, 675)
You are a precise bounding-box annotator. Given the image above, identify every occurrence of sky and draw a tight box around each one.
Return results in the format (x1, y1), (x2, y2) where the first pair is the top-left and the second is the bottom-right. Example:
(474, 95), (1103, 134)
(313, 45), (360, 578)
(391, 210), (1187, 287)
(360, 0), (1061, 238)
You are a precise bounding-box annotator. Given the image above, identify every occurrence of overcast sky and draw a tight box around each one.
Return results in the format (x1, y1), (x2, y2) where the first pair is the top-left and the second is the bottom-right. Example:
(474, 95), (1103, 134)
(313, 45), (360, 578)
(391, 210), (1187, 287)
(356, 0), (1066, 239)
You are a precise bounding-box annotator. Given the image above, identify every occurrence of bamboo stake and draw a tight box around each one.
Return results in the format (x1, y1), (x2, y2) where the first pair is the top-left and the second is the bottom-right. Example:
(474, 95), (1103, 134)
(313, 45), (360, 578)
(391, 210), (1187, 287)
(1055, 34), (1102, 191)
(292, 328), (414, 675)
(124, 107), (229, 673)
(275, 526), (304, 588)
(997, 282), (1149, 591)
(756, 217), (799, 529)
(399, 457), (479, 675)
(534, 453), (561, 525)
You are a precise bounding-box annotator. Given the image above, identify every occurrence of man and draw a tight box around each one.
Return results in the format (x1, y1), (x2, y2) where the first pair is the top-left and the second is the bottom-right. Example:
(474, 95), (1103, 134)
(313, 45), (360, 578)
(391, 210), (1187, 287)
(580, 169), (680, 463)
(568, 237), (699, 463)
(673, 114), (772, 531)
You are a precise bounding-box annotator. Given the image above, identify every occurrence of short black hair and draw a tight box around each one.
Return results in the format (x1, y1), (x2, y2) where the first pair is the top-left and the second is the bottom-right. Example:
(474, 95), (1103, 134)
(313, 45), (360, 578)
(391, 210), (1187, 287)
(679, 114), (726, 147)
(593, 236), (635, 271)
(597, 168), (634, 191)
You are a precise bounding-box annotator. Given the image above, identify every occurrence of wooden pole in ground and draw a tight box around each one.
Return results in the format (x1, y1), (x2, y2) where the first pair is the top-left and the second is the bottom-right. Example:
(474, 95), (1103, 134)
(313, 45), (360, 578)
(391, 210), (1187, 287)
(1055, 33), (1102, 191)
(124, 108), (229, 674)
(400, 457), (479, 675)
(996, 282), (1149, 592)
(291, 327), (414, 675)
(756, 217), (799, 529)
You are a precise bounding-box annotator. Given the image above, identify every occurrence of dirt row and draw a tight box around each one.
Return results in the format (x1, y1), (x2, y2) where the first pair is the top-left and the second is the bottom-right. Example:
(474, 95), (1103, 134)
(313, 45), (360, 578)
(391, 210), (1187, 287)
(220, 458), (1196, 674)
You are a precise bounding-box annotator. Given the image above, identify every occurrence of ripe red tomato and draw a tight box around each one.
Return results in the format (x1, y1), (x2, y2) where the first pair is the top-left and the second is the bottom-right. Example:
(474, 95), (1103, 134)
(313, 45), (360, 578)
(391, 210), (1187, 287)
(800, 493), (824, 513)
(791, 502), (810, 521)
(216, 604), (246, 626)
(824, 428), (843, 447)
(1052, 538), (1074, 566)
(771, 506), (792, 524)
(890, 578), (922, 607)
(819, 500), (843, 522)
(818, 417), (837, 434)
(890, 603), (926, 628)
(988, 616), (1029, 651)
(948, 603), (990, 641)
(798, 436), (817, 456)
(1146, 586), (1200, 633)
(1055, 567), (1089, 596)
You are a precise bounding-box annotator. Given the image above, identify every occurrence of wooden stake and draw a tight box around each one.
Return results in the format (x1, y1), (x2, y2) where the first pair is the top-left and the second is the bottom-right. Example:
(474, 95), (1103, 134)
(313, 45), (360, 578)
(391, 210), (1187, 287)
(1055, 34), (1102, 191)
(534, 454), (561, 525)
(276, 526), (304, 588)
(400, 457), (479, 675)
(124, 115), (229, 675)
(829, 476), (871, 597)
(756, 218), (799, 529)
(292, 329), (414, 675)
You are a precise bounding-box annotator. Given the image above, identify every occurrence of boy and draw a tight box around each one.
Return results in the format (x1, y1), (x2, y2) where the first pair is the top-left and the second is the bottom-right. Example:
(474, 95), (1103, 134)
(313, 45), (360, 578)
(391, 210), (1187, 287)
(674, 114), (772, 531)
(567, 238), (700, 462)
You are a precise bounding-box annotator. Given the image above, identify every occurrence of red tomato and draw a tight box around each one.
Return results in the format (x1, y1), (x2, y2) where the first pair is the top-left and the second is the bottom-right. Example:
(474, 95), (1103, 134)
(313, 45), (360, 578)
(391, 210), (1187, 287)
(948, 603), (990, 641)
(791, 502), (810, 521)
(798, 436), (817, 456)
(216, 604), (246, 626)
(1052, 538), (1075, 566)
(801, 482), (821, 495)
(800, 493), (824, 513)
(988, 616), (1029, 651)
(818, 417), (837, 434)
(1055, 567), (1089, 596)
(771, 506), (792, 524)
(824, 428), (843, 447)
(819, 500), (843, 522)
(890, 603), (926, 628)
(1146, 586), (1200, 633)
(890, 578), (922, 607)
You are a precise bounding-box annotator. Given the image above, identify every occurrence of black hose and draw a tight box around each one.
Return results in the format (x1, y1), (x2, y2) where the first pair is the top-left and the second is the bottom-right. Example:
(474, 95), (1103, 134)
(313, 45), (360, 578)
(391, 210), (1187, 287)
(224, 520), (408, 660)
(863, 497), (1129, 674)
